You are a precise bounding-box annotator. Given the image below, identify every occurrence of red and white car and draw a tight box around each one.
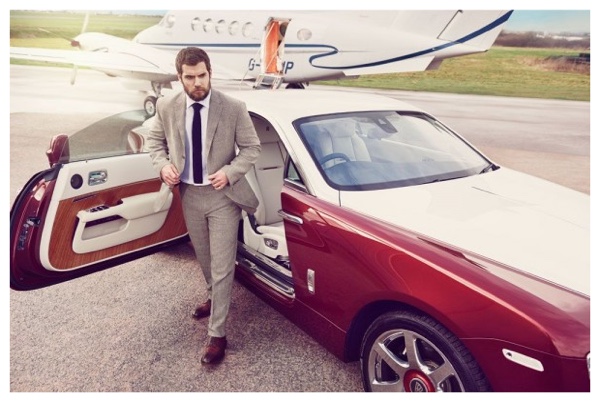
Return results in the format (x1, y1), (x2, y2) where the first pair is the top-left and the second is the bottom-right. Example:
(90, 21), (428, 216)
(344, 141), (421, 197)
(10, 90), (590, 392)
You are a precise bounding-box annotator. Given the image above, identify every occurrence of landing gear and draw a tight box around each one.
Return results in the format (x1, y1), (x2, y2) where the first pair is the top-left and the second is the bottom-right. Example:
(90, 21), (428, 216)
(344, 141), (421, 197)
(144, 81), (171, 117)
(285, 82), (305, 89)
(144, 96), (157, 117)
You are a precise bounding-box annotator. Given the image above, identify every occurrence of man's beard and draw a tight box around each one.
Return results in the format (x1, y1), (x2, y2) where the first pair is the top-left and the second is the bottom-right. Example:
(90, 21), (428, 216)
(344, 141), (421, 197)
(186, 81), (211, 101)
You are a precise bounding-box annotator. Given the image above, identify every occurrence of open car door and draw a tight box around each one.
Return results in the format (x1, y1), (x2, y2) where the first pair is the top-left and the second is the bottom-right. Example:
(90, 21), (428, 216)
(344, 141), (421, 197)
(10, 110), (188, 291)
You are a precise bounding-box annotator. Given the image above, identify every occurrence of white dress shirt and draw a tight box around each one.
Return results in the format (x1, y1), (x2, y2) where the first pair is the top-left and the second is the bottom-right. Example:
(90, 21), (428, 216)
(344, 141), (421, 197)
(181, 91), (211, 185)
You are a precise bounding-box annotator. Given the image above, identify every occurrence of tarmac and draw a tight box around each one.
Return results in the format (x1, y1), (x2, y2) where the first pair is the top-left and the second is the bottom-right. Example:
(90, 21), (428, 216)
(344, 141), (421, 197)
(7, 66), (591, 393)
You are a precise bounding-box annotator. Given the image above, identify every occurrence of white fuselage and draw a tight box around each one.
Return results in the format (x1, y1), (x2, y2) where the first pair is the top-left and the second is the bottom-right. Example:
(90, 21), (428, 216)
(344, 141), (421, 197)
(131, 10), (511, 83)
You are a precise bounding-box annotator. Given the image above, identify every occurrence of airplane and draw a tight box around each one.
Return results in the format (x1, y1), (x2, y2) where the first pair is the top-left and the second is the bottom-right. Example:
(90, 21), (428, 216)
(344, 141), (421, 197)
(10, 10), (513, 116)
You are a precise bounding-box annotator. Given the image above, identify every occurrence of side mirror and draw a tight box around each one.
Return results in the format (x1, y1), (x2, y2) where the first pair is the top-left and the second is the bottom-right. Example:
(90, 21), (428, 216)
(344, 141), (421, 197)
(46, 134), (69, 167)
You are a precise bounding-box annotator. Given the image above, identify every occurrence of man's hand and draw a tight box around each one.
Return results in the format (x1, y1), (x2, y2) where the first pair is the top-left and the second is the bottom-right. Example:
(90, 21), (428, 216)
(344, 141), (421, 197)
(160, 164), (180, 187)
(208, 170), (229, 190)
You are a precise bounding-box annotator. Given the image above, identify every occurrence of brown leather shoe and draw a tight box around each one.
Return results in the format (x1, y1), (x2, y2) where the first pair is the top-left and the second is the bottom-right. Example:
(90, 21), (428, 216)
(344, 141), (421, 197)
(192, 300), (211, 320)
(201, 336), (227, 365)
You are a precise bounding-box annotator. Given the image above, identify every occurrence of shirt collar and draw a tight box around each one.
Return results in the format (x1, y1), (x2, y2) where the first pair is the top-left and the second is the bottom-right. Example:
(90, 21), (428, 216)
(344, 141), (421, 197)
(185, 90), (211, 109)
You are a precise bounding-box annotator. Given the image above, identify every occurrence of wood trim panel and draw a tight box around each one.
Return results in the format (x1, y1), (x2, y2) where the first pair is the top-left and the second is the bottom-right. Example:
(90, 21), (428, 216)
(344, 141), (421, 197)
(48, 179), (187, 270)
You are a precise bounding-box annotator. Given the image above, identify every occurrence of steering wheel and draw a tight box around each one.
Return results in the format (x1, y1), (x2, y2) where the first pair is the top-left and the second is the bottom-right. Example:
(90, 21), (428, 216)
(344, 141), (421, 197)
(319, 153), (351, 167)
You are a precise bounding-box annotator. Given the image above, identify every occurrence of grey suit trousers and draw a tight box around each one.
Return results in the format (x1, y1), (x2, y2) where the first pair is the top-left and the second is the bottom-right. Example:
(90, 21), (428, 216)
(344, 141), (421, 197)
(180, 183), (241, 338)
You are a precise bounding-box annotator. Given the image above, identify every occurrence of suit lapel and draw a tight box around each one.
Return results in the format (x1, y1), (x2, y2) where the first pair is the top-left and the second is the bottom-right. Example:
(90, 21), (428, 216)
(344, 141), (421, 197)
(206, 90), (223, 154)
(174, 92), (187, 152)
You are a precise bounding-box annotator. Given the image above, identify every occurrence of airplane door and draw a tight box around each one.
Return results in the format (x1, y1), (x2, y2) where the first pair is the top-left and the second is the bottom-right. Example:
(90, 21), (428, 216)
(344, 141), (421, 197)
(10, 111), (188, 291)
(260, 18), (290, 75)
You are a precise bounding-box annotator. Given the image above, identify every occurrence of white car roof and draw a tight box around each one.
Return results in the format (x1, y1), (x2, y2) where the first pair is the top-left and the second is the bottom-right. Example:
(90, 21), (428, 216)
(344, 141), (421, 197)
(225, 89), (424, 121)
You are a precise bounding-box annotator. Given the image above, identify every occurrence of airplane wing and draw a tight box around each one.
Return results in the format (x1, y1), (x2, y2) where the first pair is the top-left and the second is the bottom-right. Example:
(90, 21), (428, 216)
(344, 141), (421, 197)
(341, 57), (435, 77)
(10, 46), (178, 83)
(10, 45), (246, 84)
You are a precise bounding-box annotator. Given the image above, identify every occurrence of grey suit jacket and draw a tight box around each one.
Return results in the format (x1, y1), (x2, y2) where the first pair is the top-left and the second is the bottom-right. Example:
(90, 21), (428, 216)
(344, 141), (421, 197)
(145, 89), (261, 214)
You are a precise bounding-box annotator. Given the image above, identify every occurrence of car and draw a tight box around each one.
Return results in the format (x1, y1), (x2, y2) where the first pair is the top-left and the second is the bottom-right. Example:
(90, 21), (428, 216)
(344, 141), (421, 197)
(10, 89), (590, 392)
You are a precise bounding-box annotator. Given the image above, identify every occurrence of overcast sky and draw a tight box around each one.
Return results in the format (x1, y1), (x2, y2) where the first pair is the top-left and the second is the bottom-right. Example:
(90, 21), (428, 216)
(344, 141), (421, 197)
(505, 10), (589, 33)
(93, 9), (591, 34)
(6, 1), (593, 34)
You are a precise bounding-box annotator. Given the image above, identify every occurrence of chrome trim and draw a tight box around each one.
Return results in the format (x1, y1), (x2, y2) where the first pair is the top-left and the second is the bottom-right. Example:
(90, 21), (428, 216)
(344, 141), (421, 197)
(238, 242), (292, 278)
(278, 209), (303, 225)
(88, 170), (108, 186)
(587, 352), (590, 378)
(236, 242), (295, 298)
(502, 349), (544, 372)
(284, 177), (309, 194)
(307, 269), (315, 294)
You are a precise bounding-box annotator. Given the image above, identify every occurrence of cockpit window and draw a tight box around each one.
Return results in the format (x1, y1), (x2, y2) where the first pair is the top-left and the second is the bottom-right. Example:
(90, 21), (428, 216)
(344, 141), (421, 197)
(160, 13), (176, 28)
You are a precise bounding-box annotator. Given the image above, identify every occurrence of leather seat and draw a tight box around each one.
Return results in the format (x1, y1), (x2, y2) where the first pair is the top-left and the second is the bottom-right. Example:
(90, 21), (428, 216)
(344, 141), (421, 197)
(243, 118), (288, 259)
(303, 120), (370, 168)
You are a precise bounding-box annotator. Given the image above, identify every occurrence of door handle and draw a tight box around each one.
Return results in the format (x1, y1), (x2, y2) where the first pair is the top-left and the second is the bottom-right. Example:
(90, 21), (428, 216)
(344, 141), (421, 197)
(278, 209), (303, 225)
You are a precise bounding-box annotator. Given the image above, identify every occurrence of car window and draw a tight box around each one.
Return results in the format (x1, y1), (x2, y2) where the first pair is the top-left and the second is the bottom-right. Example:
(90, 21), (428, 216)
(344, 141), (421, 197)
(284, 159), (308, 193)
(56, 110), (149, 164)
(295, 111), (490, 191)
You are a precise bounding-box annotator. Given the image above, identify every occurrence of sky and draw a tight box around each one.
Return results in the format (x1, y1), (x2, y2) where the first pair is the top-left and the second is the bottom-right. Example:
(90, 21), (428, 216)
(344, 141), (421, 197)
(5, 0), (594, 34)
(505, 10), (589, 33)
(110, 9), (591, 34)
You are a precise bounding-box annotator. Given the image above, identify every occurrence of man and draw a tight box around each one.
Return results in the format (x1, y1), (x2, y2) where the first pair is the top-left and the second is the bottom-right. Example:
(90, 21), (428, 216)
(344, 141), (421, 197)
(145, 47), (261, 365)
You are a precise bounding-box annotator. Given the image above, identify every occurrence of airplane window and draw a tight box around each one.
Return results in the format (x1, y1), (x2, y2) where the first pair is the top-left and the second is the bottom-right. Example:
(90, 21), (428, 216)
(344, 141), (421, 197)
(297, 28), (312, 41)
(216, 20), (226, 34)
(242, 22), (254, 38)
(229, 21), (240, 35)
(203, 19), (214, 32)
(191, 17), (202, 31)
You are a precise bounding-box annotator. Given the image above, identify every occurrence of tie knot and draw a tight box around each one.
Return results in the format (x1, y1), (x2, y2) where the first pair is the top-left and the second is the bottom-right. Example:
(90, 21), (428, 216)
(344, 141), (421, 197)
(192, 103), (202, 112)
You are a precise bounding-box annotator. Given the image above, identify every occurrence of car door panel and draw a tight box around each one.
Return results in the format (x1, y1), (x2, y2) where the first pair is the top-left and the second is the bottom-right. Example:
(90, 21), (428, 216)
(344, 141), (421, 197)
(11, 153), (188, 290)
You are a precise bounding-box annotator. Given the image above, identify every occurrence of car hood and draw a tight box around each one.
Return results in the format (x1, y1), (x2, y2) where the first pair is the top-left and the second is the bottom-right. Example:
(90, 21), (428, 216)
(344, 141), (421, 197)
(340, 168), (590, 296)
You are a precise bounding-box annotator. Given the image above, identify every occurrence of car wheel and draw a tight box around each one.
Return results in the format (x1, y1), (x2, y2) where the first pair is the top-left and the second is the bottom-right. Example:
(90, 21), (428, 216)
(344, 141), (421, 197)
(360, 310), (490, 392)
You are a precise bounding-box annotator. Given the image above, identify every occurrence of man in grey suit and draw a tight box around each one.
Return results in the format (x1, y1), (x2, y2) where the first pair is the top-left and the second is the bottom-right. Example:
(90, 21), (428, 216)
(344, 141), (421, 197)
(145, 47), (261, 365)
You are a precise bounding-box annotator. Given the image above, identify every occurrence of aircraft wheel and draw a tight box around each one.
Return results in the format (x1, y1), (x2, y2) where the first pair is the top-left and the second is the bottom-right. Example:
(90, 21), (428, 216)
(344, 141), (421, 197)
(285, 83), (305, 89)
(360, 310), (490, 392)
(144, 96), (157, 117)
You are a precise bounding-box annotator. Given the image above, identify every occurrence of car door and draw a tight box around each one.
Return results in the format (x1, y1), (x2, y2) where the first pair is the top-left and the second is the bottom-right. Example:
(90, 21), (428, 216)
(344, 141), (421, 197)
(10, 111), (188, 291)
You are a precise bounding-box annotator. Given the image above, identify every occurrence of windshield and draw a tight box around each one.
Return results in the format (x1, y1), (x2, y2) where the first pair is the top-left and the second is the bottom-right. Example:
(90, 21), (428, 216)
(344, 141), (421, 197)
(296, 111), (491, 191)
(55, 110), (150, 164)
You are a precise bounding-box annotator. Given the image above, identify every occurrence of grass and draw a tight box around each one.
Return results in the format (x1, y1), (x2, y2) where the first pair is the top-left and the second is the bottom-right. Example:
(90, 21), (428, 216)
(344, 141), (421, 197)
(318, 47), (590, 101)
(10, 10), (590, 102)
(10, 10), (161, 43)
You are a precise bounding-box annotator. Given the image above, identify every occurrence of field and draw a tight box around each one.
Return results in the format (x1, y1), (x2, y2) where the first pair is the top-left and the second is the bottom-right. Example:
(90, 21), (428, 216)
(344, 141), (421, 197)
(9, 10), (590, 101)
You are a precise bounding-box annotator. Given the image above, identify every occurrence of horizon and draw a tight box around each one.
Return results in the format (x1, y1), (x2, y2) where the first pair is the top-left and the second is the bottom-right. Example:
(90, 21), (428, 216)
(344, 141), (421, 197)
(505, 10), (589, 34)
(8, 9), (591, 35)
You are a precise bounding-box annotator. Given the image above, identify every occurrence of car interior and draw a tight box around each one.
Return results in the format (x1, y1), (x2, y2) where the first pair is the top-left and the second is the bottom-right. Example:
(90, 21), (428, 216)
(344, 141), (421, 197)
(242, 115), (290, 269)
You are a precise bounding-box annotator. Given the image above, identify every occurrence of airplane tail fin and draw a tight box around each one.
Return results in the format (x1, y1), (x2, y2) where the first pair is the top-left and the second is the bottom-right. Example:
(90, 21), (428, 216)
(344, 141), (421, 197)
(391, 10), (513, 51)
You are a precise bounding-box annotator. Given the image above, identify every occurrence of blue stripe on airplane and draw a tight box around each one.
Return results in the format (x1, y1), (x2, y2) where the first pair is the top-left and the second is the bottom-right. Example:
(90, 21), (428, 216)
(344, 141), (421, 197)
(308, 10), (514, 70)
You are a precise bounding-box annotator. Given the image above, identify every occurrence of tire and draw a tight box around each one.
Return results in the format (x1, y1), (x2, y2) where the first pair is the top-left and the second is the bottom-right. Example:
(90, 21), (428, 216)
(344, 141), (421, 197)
(144, 96), (157, 117)
(360, 310), (490, 392)
(285, 82), (305, 89)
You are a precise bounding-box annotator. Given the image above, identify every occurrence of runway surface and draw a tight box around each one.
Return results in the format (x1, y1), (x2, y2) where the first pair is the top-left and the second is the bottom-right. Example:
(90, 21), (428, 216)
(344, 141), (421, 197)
(8, 65), (591, 392)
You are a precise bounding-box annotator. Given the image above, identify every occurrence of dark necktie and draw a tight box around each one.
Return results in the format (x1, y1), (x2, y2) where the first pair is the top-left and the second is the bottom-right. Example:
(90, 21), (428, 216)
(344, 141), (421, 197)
(191, 103), (203, 184)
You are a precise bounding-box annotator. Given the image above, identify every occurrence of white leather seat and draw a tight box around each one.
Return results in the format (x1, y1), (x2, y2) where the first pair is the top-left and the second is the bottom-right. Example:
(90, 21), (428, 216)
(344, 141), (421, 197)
(303, 120), (370, 168)
(243, 118), (288, 259)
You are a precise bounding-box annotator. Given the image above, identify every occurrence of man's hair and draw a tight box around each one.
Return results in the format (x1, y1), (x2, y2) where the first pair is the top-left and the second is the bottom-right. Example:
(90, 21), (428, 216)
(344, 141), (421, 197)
(175, 47), (212, 74)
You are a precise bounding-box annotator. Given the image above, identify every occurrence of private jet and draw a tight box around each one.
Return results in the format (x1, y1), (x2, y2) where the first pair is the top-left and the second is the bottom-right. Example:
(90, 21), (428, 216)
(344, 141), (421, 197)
(10, 10), (513, 115)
